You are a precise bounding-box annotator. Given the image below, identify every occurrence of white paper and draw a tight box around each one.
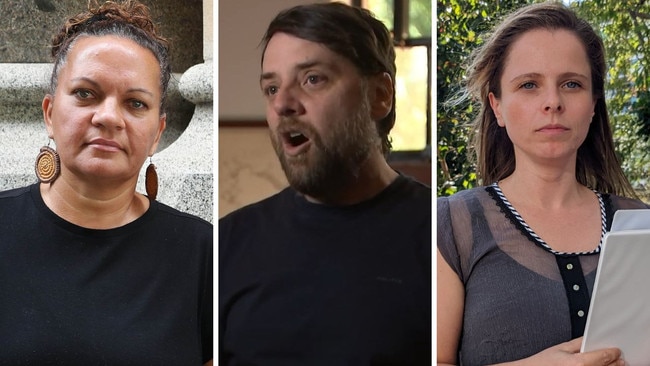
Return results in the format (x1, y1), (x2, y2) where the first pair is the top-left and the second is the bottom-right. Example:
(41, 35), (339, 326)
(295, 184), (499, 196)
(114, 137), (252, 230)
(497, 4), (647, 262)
(581, 229), (650, 365)
(611, 209), (650, 232)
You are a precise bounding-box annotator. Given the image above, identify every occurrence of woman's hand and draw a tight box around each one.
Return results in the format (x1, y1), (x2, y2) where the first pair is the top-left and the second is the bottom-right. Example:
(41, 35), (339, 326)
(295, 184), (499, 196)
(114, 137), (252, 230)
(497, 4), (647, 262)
(439, 338), (624, 366)
(511, 337), (624, 366)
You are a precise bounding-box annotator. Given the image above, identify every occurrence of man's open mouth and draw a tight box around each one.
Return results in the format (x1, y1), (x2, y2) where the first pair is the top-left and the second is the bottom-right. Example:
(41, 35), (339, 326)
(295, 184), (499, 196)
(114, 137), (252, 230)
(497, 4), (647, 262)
(287, 131), (309, 147)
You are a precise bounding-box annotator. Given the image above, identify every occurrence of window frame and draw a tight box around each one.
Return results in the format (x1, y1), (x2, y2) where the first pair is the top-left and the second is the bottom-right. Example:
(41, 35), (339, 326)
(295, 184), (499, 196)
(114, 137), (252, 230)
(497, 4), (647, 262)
(352, 0), (432, 162)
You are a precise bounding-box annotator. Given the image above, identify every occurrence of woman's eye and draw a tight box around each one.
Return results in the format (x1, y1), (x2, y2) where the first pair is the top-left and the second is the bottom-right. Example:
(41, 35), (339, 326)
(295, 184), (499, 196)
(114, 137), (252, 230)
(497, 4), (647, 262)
(74, 89), (93, 99)
(565, 81), (581, 89)
(520, 82), (536, 90)
(130, 100), (147, 109)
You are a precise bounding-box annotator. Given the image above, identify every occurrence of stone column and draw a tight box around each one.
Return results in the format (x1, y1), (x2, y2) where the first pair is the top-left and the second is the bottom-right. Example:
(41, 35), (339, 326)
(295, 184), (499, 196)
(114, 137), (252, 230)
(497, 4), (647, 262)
(139, 0), (213, 222)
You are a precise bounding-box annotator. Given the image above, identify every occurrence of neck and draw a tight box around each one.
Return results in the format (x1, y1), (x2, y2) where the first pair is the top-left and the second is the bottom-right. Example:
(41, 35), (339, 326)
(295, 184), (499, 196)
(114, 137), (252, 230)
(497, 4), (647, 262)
(498, 168), (589, 209)
(40, 176), (148, 229)
(303, 152), (399, 206)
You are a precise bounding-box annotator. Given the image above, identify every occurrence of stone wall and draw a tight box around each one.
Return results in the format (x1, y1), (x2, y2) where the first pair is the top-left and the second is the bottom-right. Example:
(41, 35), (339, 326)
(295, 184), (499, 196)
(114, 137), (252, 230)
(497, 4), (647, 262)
(1, 0), (203, 71)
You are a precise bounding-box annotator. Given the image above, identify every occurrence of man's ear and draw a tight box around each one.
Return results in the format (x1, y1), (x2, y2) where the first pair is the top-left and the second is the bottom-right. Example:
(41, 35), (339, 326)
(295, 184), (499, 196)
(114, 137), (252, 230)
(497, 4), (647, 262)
(42, 94), (55, 138)
(369, 72), (393, 121)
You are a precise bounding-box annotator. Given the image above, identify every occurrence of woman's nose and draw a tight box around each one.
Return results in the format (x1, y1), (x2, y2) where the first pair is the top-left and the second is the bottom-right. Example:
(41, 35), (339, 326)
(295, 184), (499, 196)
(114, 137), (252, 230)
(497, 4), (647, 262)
(92, 98), (126, 129)
(544, 90), (563, 112)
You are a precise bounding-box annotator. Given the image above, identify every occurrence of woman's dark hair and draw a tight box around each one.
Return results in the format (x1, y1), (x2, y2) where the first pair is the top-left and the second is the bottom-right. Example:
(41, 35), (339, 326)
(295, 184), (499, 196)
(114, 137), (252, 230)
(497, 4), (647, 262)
(50, 0), (170, 113)
(261, 2), (396, 155)
(454, 2), (636, 197)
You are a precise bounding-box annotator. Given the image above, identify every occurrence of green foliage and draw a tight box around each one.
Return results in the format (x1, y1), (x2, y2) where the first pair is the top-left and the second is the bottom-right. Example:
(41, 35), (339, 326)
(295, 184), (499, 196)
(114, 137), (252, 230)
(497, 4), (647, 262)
(366, 0), (431, 38)
(571, 1), (650, 190)
(436, 0), (529, 196)
(437, 0), (650, 196)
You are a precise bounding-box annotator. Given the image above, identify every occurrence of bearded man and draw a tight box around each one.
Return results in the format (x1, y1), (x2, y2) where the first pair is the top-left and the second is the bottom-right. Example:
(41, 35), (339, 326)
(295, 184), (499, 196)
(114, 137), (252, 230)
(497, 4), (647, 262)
(219, 3), (431, 365)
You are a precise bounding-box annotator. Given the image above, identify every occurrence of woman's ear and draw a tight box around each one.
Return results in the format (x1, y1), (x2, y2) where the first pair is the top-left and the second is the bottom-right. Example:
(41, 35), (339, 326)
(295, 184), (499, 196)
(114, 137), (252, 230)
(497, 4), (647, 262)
(148, 114), (167, 156)
(488, 92), (505, 127)
(42, 94), (55, 138)
(369, 72), (393, 121)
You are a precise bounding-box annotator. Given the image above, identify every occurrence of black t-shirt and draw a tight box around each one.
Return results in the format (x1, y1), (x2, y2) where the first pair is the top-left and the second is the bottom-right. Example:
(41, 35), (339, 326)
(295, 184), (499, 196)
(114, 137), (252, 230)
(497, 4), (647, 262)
(219, 175), (431, 365)
(0, 184), (212, 365)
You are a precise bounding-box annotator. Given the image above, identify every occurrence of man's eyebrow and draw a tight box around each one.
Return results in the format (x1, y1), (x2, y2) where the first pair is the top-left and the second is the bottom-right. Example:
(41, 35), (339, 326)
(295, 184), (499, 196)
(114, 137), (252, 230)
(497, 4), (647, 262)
(260, 72), (276, 84)
(260, 60), (330, 83)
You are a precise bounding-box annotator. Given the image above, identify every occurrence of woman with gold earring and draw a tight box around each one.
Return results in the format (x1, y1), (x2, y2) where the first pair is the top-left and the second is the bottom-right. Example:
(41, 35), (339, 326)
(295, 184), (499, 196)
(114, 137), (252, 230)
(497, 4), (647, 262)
(0, 1), (213, 364)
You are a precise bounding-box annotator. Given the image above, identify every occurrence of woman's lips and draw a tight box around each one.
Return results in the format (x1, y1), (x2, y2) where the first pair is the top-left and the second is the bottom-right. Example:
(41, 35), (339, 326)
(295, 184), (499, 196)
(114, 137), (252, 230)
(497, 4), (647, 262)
(536, 124), (569, 134)
(88, 138), (122, 152)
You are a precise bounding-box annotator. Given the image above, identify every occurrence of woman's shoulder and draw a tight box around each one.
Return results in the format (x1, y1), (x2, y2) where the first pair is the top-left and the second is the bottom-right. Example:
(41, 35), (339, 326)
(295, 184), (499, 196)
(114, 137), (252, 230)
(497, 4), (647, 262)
(0, 184), (33, 200)
(607, 193), (650, 210)
(151, 200), (213, 231)
(437, 186), (495, 225)
(437, 185), (490, 205)
(0, 185), (37, 214)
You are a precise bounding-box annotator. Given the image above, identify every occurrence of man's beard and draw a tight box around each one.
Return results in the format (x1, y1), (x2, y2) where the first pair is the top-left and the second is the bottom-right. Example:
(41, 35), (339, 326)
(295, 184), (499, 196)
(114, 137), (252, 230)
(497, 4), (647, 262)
(270, 95), (380, 201)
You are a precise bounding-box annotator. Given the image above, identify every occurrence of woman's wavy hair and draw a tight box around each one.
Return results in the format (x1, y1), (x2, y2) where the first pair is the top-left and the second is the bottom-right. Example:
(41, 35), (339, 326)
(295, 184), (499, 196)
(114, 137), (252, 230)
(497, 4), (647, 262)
(455, 2), (636, 197)
(50, 0), (171, 113)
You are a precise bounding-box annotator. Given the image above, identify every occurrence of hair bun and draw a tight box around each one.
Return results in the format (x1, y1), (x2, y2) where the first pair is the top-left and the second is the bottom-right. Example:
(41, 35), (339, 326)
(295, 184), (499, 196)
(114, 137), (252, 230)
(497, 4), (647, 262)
(51, 0), (166, 59)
